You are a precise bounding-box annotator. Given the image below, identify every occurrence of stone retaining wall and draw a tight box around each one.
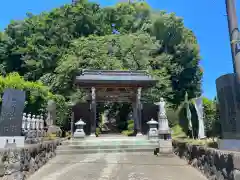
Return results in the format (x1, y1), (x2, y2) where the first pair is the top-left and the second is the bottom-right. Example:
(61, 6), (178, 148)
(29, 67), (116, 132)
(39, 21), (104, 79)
(172, 140), (240, 180)
(0, 139), (62, 180)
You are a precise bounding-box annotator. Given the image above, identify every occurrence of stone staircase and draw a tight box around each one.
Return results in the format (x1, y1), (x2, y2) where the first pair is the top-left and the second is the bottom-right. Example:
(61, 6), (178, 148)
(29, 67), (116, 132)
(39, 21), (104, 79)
(56, 135), (159, 155)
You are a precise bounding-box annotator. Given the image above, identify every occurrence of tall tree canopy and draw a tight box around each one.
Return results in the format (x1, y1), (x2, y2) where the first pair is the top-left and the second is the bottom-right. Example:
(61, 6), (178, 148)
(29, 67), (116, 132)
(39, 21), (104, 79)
(0, 0), (202, 107)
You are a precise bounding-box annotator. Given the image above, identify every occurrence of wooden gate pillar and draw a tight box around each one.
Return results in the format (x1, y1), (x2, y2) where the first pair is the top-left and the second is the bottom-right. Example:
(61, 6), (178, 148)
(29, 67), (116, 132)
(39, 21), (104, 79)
(136, 87), (143, 136)
(90, 87), (97, 136)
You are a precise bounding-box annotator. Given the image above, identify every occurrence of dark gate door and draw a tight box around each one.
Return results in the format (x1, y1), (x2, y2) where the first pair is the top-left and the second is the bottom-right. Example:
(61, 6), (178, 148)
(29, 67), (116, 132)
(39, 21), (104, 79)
(141, 103), (158, 134)
(72, 102), (91, 135)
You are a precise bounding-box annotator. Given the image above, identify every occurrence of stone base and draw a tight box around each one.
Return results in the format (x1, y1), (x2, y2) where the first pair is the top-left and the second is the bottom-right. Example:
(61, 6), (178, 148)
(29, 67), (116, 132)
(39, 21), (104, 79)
(136, 132), (143, 137)
(148, 128), (158, 140)
(73, 131), (85, 138)
(89, 133), (96, 137)
(0, 136), (25, 148)
(148, 135), (158, 140)
(47, 125), (62, 136)
(218, 139), (240, 151)
(158, 139), (172, 154)
(158, 129), (171, 134)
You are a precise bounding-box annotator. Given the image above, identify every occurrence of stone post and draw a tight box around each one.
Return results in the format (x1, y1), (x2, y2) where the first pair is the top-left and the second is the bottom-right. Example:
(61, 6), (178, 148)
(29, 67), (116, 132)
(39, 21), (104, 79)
(31, 115), (37, 139)
(26, 114), (31, 131)
(26, 113), (34, 143)
(22, 113), (27, 136)
(32, 115), (36, 130)
(40, 115), (44, 137)
(36, 115), (40, 140)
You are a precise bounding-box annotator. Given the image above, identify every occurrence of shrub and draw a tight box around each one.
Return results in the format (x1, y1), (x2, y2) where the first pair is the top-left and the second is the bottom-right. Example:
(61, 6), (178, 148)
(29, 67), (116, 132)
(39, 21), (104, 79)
(122, 119), (134, 136)
(96, 128), (101, 137)
(171, 124), (186, 138)
(176, 97), (221, 138)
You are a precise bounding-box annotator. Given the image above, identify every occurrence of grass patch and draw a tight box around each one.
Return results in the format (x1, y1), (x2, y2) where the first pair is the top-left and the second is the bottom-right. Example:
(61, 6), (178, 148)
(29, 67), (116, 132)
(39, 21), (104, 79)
(122, 130), (134, 136)
(171, 125), (187, 138)
(171, 125), (218, 148)
(174, 137), (218, 148)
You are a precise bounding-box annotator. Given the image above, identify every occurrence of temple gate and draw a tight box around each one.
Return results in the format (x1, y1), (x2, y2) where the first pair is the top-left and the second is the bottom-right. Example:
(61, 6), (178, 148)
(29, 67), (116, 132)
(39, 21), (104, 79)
(72, 69), (157, 136)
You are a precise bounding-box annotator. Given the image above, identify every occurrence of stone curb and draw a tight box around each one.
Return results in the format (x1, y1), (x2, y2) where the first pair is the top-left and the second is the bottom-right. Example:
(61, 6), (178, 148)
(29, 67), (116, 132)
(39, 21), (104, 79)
(172, 140), (240, 180)
(0, 138), (65, 180)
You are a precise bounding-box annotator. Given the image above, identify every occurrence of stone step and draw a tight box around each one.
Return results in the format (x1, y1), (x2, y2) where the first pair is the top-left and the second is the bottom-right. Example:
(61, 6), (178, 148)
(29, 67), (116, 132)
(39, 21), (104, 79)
(62, 139), (159, 146)
(62, 142), (158, 146)
(58, 137), (173, 155)
(57, 144), (158, 150)
(56, 147), (157, 155)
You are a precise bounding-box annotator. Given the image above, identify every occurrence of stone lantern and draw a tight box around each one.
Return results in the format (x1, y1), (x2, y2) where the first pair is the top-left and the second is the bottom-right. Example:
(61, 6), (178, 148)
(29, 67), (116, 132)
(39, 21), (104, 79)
(147, 118), (158, 140)
(74, 119), (86, 138)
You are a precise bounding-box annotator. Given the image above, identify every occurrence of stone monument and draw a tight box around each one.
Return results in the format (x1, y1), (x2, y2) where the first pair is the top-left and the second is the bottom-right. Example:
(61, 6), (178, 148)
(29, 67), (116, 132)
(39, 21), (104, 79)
(46, 100), (62, 137)
(73, 119), (86, 138)
(216, 74), (240, 150)
(0, 88), (26, 148)
(46, 100), (56, 126)
(154, 97), (172, 154)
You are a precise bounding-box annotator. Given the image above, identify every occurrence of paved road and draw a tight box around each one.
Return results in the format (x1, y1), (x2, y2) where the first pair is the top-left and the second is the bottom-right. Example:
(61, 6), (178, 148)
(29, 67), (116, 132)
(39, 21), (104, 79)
(28, 153), (207, 180)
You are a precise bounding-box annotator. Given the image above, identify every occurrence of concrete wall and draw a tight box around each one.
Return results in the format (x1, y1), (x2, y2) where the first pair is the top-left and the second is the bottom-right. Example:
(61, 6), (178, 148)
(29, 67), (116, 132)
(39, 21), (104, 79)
(173, 140), (240, 180)
(0, 139), (62, 180)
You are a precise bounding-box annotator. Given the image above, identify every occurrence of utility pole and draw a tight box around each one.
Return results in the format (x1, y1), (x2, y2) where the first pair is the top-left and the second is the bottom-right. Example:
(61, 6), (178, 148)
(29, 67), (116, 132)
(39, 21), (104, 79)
(226, 0), (240, 78)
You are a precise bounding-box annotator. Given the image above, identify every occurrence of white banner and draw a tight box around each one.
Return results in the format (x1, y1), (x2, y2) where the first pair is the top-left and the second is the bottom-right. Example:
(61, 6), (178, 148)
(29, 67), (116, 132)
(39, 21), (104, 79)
(194, 97), (206, 139)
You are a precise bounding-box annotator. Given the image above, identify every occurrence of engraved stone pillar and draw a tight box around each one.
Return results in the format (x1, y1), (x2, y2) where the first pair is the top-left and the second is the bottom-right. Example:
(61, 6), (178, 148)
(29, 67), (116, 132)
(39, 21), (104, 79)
(216, 74), (240, 150)
(90, 87), (96, 137)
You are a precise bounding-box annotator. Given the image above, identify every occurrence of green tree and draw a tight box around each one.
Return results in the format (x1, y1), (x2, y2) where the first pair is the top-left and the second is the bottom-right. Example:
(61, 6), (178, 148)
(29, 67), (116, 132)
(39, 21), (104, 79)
(203, 97), (221, 138)
(0, 0), (202, 110)
(150, 12), (202, 106)
(53, 33), (171, 103)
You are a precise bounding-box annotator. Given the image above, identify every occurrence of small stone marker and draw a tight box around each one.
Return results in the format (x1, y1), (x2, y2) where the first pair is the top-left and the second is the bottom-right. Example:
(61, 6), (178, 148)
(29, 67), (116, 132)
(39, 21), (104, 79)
(0, 88), (26, 148)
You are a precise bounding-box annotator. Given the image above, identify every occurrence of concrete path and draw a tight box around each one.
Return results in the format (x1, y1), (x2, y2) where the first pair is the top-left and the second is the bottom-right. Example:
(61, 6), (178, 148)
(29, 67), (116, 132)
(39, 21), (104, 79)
(28, 152), (207, 180)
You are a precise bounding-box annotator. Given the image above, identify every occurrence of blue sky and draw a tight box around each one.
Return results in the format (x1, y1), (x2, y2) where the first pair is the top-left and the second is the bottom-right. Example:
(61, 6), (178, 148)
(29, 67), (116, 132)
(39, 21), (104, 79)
(0, 0), (239, 99)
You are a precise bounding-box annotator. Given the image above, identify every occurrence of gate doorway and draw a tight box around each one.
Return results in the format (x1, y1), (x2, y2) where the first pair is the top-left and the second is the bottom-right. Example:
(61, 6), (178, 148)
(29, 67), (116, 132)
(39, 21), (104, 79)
(95, 103), (132, 134)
